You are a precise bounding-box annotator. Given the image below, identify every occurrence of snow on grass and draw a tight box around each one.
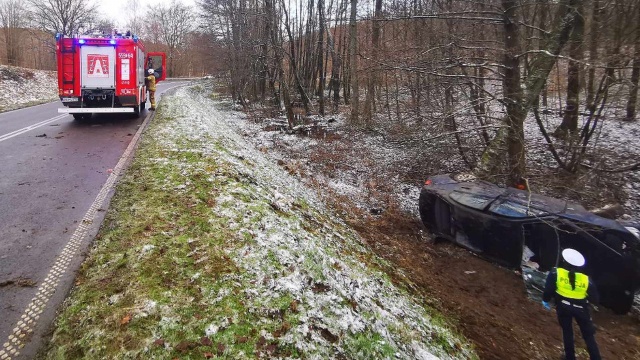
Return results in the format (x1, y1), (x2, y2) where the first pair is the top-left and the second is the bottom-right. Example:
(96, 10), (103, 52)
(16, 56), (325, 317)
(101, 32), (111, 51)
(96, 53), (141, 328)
(0, 65), (58, 112)
(152, 86), (475, 359)
(43, 85), (476, 359)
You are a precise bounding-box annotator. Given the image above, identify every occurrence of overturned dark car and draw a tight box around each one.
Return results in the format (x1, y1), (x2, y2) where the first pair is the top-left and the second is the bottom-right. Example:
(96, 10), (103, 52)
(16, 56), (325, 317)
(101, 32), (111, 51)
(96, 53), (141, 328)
(418, 174), (640, 314)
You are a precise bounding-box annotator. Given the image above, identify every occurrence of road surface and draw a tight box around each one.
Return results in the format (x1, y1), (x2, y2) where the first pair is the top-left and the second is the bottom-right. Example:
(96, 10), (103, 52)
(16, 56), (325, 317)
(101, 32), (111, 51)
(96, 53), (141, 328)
(0, 81), (189, 359)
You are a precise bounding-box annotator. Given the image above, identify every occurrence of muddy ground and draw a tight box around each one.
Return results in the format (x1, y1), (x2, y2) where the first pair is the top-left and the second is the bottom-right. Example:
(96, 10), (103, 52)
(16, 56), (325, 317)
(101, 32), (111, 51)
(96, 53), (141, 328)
(352, 212), (640, 360)
(245, 112), (640, 360)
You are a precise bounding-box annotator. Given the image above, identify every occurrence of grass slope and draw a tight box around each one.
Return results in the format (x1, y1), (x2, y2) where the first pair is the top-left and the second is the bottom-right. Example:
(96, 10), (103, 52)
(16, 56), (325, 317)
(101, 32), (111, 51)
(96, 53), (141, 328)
(40, 86), (476, 360)
(0, 65), (58, 113)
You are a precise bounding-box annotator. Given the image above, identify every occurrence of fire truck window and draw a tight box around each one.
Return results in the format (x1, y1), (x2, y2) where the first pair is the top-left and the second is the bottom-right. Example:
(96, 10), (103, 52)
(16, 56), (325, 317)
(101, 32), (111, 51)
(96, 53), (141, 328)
(148, 55), (163, 78)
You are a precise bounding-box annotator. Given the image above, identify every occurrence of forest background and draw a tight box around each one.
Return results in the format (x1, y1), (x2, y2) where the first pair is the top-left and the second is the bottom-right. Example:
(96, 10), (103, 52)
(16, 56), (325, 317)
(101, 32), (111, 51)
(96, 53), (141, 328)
(2, 0), (640, 214)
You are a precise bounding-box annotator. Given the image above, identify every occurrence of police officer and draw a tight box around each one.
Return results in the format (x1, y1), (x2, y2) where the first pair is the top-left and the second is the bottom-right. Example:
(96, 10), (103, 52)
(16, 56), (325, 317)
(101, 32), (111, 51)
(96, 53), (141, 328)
(542, 248), (601, 360)
(145, 69), (157, 110)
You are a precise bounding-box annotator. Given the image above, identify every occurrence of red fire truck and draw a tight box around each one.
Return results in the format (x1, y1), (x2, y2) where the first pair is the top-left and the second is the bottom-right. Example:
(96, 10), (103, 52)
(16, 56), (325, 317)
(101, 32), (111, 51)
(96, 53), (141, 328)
(56, 33), (166, 120)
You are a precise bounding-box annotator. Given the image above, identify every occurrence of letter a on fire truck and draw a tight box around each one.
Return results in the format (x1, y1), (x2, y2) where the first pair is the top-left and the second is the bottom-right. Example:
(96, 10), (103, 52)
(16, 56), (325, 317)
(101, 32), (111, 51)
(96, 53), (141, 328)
(87, 54), (109, 78)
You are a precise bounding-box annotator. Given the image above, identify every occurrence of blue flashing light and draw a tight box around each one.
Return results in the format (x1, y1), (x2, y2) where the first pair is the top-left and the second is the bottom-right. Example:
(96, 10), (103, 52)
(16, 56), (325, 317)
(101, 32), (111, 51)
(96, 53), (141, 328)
(55, 33), (61, 40)
(133, 35), (139, 43)
(110, 39), (117, 45)
(78, 39), (86, 44)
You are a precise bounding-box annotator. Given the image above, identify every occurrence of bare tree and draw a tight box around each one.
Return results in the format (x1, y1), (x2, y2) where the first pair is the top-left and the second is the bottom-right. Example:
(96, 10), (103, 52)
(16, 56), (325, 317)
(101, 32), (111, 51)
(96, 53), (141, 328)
(363, 0), (382, 123)
(477, 0), (580, 185)
(554, 0), (585, 137)
(317, 0), (326, 116)
(585, 0), (602, 112)
(626, 1), (640, 121)
(0, 0), (26, 65)
(126, 0), (144, 36)
(348, 0), (358, 124)
(27, 0), (97, 35)
(146, 0), (195, 77)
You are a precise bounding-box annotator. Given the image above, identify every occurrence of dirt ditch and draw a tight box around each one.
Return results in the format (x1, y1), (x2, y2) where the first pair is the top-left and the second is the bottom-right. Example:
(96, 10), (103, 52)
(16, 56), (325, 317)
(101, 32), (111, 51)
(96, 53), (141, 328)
(244, 108), (640, 359)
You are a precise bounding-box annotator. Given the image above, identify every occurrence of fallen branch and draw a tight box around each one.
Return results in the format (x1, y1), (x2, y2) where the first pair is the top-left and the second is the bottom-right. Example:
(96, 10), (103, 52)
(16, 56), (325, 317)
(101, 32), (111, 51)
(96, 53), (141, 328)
(532, 108), (568, 170)
(580, 161), (640, 173)
(421, 125), (505, 142)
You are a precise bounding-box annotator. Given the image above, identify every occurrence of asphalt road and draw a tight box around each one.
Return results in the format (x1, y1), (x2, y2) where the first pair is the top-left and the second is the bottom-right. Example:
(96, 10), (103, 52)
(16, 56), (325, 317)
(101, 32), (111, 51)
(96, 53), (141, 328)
(0, 81), (189, 359)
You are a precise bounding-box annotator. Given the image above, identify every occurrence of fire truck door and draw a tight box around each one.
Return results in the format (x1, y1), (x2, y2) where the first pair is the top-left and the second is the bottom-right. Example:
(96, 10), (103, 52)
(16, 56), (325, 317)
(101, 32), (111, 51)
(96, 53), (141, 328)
(146, 52), (167, 82)
(80, 46), (116, 88)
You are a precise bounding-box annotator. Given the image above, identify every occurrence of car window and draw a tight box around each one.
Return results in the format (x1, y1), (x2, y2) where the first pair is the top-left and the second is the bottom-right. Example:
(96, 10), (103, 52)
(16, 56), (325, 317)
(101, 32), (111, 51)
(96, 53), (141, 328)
(449, 191), (495, 210)
(489, 200), (546, 218)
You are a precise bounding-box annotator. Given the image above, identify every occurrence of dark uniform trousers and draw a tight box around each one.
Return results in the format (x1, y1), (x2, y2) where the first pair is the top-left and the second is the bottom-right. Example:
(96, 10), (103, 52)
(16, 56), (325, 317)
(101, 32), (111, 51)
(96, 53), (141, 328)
(556, 301), (601, 360)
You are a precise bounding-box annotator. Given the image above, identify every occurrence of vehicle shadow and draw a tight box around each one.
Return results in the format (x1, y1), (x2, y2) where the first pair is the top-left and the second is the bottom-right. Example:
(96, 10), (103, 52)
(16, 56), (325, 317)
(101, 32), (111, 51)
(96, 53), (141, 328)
(68, 111), (146, 127)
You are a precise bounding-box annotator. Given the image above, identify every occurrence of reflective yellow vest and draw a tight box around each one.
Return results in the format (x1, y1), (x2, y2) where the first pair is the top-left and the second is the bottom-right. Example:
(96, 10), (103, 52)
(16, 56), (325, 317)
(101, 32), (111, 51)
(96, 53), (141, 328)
(556, 268), (588, 300)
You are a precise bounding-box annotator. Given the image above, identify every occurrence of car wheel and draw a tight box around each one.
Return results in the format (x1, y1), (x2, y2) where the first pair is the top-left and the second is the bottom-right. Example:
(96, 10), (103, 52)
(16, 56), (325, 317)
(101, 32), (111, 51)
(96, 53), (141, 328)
(610, 290), (635, 315)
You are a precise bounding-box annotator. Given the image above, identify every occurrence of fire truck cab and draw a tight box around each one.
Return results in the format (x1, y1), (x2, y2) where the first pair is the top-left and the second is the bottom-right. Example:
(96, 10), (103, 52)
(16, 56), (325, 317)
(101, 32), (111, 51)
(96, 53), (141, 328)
(56, 33), (166, 120)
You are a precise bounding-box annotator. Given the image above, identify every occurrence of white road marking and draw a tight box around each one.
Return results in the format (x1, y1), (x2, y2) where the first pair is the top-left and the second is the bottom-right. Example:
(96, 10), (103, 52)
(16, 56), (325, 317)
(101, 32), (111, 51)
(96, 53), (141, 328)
(0, 114), (67, 143)
(0, 109), (156, 359)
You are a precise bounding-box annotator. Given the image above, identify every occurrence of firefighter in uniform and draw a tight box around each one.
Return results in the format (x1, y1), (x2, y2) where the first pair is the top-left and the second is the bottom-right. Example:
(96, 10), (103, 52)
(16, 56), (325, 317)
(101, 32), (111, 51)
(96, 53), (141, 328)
(542, 248), (601, 360)
(146, 69), (157, 110)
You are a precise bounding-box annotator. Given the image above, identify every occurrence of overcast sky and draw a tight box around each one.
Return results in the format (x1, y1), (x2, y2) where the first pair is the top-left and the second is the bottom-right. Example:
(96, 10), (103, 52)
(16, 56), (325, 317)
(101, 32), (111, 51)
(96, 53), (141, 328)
(99, 0), (198, 27)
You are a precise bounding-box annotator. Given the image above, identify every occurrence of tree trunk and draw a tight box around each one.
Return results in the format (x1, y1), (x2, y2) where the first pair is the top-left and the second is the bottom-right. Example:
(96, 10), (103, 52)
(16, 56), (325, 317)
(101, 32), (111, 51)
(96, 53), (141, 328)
(625, 2), (640, 121)
(476, 0), (579, 184)
(349, 0), (359, 124)
(317, 0), (325, 115)
(282, 2), (311, 114)
(326, 23), (341, 112)
(555, 0), (584, 137)
(363, 0), (382, 124)
(538, 0), (549, 107)
(266, 0), (294, 128)
(586, 0), (601, 112)
(501, 0), (526, 186)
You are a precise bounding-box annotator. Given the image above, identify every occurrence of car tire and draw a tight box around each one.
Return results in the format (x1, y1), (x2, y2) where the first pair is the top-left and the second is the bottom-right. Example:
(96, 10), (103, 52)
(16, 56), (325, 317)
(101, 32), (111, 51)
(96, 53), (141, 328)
(610, 291), (635, 315)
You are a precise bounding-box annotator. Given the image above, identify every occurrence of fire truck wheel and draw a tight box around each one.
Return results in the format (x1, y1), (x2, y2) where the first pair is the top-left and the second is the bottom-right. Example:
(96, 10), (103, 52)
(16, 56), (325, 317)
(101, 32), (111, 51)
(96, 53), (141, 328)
(133, 104), (140, 116)
(72, 113), (91, 121)
(140, 101), (145, 110)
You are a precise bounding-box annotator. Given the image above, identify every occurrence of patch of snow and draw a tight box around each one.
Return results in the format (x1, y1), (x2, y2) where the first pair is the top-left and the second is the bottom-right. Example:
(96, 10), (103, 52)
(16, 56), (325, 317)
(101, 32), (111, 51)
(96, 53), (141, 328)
(0, 65), (58, 112)
(205, 323), (219, 336)
(108, 294), (122, 305)
(141, 244), (155, 254)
